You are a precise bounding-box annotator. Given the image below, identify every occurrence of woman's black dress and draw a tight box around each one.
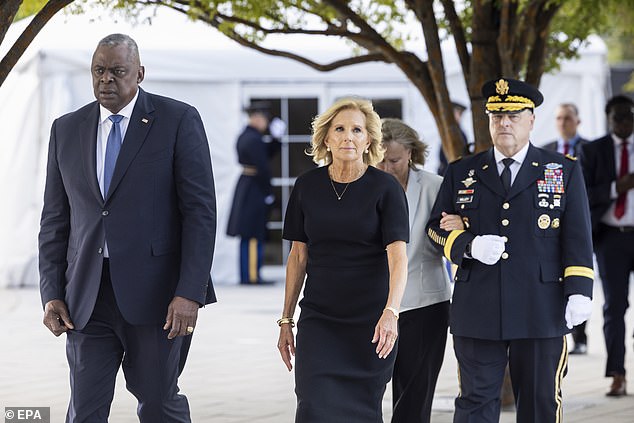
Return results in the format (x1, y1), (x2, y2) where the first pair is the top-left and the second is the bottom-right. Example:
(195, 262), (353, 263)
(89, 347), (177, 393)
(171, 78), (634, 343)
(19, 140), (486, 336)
(283, 166), (409, 423)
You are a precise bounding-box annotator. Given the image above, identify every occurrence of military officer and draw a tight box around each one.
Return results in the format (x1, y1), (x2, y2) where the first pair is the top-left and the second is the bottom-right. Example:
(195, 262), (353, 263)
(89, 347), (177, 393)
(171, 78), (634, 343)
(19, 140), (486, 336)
(426, 78), (594, 423)
(227, 101), (285, 284)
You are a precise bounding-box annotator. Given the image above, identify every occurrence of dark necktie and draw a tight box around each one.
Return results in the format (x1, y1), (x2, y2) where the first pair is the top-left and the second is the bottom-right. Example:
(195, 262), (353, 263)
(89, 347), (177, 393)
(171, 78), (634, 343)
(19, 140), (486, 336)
(104, 114), (124, 196)
(563, 142), (570, 156)
(500, 158), (514, 193)
(615, 139), (629, 219)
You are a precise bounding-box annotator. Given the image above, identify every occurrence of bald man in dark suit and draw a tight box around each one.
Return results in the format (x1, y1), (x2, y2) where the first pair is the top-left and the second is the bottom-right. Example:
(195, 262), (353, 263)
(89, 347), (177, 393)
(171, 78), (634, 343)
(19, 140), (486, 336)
(39, 33), (216, 422)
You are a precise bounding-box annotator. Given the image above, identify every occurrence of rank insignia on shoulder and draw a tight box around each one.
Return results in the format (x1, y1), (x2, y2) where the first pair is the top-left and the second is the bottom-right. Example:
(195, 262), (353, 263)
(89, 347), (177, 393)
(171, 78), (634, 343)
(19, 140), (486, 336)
(565, 154), (577, 161)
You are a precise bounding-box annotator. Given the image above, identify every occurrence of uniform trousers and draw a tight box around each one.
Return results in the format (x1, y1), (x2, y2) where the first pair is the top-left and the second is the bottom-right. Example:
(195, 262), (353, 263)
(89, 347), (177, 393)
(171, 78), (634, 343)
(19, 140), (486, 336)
(65, 260), (191, 423)
(594, 225), (634, 376)
(391, 301), (449, 423)
(453, 336), (568, 423)
(571, 321), (587, 345)
(239, 237), (264, 283)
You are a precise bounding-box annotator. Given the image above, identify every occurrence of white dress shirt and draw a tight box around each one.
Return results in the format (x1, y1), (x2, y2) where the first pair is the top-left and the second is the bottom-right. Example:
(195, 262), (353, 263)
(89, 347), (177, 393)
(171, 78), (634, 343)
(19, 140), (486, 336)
(601, 133), (634, 227)
(493, 141), (530, 186)
(96, 89), (139, 257)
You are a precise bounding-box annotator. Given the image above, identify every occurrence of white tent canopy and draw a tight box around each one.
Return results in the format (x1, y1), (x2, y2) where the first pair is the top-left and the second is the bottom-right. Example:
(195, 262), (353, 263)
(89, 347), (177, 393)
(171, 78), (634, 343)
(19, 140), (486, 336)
(0, 6), (609, 287)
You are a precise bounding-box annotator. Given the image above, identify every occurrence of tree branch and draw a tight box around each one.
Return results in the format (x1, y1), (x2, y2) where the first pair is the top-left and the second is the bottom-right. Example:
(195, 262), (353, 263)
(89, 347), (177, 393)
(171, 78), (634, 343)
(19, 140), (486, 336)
(171, 6), (389, 72)
(0, 0), (73, 87)
(525, 2), (561, 86)
(440, 0), (470, 80)
(0, 0), (22, 48)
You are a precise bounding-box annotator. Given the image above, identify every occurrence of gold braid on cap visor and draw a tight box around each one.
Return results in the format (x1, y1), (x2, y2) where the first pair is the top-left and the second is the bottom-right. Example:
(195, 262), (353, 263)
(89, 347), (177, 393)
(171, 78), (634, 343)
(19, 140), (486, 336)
(486, 95), (536, 112)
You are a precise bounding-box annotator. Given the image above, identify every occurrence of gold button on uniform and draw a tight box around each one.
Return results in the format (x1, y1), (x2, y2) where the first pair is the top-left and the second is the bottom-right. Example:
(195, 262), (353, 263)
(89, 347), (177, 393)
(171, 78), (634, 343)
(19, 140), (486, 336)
(501, 252), (509, 259)
(502, 202), (510, 209)
(502, 219), (509, 226)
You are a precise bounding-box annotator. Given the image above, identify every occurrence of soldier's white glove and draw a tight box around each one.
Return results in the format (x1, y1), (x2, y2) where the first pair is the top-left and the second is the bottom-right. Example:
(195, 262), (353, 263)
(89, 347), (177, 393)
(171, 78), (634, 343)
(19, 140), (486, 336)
(470, 235), (506, 265)
(269, 117), (286, 138)
(565, 294), (592, 329)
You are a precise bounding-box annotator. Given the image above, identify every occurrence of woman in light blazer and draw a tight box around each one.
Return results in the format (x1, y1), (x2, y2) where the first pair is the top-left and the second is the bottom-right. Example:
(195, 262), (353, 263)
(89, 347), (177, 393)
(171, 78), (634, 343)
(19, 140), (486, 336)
(378, 118), (460, 423)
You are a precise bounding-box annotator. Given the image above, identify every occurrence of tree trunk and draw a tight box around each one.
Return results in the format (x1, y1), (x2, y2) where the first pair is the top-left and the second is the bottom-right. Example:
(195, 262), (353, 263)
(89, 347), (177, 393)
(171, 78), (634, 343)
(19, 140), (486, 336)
(468, 0), (502, 152)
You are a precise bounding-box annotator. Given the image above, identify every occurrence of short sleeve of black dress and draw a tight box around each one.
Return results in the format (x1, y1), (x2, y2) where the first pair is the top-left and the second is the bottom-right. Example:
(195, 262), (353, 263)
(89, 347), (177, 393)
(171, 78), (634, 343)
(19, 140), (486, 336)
(283, 173), (308, 242)
(378, 170), (410, 246)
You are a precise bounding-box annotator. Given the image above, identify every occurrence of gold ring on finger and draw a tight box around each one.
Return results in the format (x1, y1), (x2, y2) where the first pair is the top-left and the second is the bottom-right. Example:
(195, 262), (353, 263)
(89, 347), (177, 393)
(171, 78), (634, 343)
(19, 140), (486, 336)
(186, 326), (194, 334)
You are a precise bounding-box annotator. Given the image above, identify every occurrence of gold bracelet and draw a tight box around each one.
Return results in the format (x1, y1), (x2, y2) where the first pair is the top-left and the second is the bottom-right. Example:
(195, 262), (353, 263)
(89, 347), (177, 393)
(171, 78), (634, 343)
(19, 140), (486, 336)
(384, 307), (399, 320)
(277, 317), (295, 327)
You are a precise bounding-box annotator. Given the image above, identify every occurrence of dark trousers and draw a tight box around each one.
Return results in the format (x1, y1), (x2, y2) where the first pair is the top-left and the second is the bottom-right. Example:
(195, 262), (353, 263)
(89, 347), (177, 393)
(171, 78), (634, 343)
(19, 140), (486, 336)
(595, 225), (634, 376)
(391, 301), (449, 423)
(240, 237), (264, 283)
(453, 336), (567, 423)
(571, 321), (587, 345)
(65, 260), (191, 422)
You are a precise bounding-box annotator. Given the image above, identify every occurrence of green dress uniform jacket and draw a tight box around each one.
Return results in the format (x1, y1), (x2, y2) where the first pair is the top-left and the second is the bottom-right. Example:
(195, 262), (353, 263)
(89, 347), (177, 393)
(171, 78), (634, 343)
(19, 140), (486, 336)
(426, 144), (594, 340)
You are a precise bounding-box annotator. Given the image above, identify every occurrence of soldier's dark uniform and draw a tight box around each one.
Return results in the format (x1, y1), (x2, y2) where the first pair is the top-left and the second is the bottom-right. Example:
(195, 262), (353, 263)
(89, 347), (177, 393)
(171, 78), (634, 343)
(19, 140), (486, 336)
(227, 104), (280, 284)
(426, 79), (594, 422)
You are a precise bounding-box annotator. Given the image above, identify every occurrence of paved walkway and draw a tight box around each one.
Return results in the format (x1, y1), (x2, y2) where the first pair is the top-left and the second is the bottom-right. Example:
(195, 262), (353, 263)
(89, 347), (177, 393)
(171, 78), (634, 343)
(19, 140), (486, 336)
(1, 268), (633, 422)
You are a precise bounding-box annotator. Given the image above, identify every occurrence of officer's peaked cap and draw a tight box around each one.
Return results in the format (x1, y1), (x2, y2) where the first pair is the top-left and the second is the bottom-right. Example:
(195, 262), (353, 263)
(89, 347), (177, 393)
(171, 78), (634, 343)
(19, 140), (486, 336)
(482, 78), (543, 113)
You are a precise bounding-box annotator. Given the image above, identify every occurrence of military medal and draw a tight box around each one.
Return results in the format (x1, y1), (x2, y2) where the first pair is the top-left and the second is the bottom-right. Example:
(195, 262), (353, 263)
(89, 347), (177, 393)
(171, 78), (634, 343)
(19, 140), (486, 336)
(551, 218), (560, 229)
(537, 163), (564, 194)
(538, 214), (551, 229)
(461, 175), (477, 187)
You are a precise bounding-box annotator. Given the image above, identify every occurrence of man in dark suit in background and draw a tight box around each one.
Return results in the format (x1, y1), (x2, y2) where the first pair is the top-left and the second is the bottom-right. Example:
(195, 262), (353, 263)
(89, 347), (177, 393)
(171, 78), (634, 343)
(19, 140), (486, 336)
(227, 101), (284, 284)
(427, 78), (594, 422)
(580, 94), (634, 397)
(543, 103), (588, 157)
(39, 33), (217, 422)
(543, 102), (590, 354)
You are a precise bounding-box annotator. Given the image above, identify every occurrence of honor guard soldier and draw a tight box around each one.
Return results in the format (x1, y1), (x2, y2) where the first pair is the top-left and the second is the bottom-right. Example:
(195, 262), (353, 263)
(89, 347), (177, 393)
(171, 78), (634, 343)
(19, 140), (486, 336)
(227, 101), (285, 284)
(426, 78), (594, 422)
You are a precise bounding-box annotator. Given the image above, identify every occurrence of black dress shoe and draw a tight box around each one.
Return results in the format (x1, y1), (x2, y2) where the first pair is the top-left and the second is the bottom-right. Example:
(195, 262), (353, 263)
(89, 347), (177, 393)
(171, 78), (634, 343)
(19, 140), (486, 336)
(606, 374), (627, 397)
(569, 343), (587, 355)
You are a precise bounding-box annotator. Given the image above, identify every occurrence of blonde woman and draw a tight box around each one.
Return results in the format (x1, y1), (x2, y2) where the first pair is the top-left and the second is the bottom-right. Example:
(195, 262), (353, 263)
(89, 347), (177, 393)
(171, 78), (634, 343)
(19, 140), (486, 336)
(277, 98), (409, 422)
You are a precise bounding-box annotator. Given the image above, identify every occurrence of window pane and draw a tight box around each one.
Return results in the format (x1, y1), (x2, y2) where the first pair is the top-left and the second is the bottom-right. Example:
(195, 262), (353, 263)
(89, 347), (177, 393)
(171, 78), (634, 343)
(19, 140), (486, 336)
(268, 185), (283, 222)
(372, 99), (402, 119)
(264, 229), (283, 264)
(289, 98), (318, 135)
(290, 142), (316, 177)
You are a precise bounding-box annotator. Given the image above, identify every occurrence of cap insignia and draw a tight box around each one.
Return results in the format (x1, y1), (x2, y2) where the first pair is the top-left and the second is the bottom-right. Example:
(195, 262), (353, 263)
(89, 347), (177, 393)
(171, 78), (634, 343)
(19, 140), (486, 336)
(495, 79), (509, 95)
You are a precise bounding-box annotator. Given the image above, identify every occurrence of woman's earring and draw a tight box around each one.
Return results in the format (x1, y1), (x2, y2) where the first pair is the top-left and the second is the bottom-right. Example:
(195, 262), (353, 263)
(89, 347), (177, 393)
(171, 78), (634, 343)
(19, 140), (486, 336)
(326, 146), (331, 152)
(365, 147), (369, 154)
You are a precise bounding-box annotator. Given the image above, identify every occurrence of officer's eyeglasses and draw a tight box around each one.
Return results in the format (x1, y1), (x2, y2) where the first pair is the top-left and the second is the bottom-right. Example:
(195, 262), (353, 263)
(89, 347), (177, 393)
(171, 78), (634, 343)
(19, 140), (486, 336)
(488, 111), (527, 124)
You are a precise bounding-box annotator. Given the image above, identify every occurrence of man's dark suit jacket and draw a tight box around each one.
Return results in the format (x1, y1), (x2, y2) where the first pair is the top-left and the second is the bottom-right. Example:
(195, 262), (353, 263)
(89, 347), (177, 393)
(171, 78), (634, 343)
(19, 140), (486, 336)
(542, 137), (588, 157)
(579, 135), (617, 239)
(39, 88), (217, 330)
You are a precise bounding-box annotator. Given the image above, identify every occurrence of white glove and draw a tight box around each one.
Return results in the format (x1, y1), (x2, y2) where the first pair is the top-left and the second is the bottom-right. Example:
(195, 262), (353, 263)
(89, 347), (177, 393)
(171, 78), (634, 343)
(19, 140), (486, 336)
(269, 117), (287, 138)
(565, 294), (592, 329)
(470, 235), (506, 265)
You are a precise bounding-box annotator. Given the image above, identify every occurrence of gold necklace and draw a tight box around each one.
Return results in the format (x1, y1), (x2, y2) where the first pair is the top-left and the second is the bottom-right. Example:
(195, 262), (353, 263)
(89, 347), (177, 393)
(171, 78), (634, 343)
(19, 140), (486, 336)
(330, 178), (350, 201)
(328, 165), (366, 201)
